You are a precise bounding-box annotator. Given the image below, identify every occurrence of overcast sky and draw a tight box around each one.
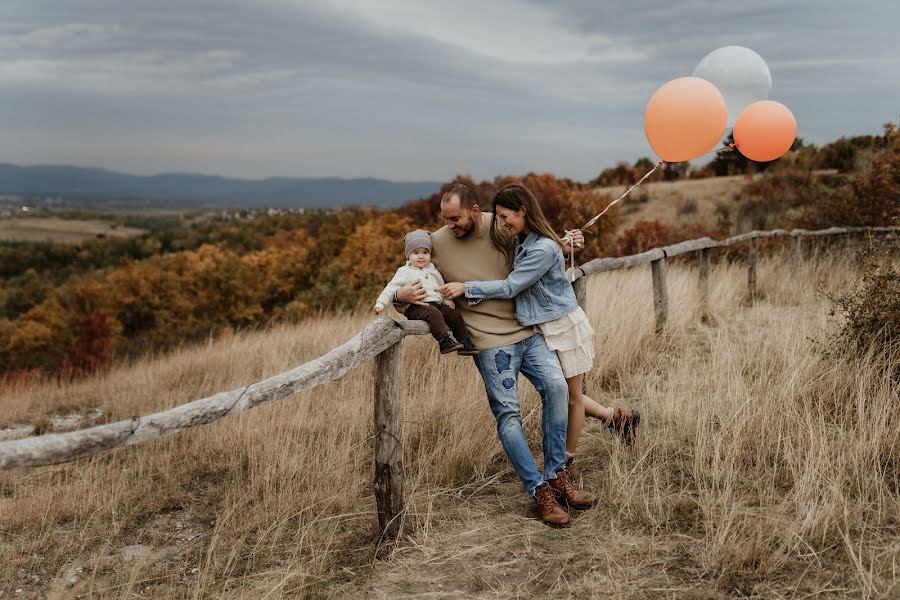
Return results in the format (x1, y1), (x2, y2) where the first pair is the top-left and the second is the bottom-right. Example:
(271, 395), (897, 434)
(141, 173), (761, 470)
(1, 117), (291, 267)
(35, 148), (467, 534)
(1, 1), (897, 181)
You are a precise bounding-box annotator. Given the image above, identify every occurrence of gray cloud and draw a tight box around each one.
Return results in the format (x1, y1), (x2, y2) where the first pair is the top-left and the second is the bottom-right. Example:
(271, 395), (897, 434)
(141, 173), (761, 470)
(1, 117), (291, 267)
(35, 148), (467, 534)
(0, 0), (896, 181)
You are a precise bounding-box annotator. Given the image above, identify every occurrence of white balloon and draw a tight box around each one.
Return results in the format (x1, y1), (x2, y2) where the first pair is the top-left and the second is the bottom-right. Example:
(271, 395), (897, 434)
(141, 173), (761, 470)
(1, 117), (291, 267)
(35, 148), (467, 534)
(693, 46), (772, 127)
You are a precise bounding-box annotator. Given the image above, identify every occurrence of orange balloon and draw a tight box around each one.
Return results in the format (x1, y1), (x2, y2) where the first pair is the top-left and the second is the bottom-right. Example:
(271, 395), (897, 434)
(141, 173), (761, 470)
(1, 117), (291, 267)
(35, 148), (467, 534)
(733, 100), (797, 162)
(644, 77), (727, 162)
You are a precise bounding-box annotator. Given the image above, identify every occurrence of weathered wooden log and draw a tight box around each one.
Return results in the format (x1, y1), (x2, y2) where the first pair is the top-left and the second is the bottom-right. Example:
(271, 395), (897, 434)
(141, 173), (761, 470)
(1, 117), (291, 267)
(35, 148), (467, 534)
(724, 230), (766, 244)
(801, 226), (850, 237)
(568, 227), (899, 282)
(578, 248), (665, 277)
(0, 318), (430, 470)
(373, 340), (404, 539)
(659, 237), (719, 259)
(651, 257), (668, 333)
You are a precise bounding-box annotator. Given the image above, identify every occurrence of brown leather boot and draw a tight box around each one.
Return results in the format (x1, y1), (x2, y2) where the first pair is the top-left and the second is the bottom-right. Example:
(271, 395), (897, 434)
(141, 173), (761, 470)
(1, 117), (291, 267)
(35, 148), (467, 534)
(533, 483), (570, 527)
(548, 464), (596, 510)
(607, 407), (641, 447)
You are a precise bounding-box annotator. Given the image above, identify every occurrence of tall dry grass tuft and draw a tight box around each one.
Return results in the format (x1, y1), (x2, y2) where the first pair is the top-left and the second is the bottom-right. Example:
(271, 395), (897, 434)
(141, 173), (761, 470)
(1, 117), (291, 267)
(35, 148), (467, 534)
(2, 243), (899, 598)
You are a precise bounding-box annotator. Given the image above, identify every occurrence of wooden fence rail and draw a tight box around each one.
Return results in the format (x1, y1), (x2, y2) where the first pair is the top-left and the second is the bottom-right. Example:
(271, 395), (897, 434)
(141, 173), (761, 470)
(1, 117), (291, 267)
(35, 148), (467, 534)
(0, 318), (428, 472)
(0, 224), (896, 538)
(570, 225), (898, 332)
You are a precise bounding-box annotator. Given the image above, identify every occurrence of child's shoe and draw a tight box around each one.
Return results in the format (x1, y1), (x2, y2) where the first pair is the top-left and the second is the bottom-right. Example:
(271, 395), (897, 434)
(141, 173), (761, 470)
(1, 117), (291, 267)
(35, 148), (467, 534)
(456, 337), (480, 356)
(438, 334), (463, 354)
(606, 408), (641, 447)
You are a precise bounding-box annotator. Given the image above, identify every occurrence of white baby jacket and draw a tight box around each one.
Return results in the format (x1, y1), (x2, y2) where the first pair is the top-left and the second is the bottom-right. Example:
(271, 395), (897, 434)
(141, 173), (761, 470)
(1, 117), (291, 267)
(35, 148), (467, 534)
(374, 262), (447, 311)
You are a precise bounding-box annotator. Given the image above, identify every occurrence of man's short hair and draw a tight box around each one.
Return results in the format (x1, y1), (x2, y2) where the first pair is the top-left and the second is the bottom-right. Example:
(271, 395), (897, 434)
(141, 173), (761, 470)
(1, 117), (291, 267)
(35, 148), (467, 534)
(440, 182), (480, 210)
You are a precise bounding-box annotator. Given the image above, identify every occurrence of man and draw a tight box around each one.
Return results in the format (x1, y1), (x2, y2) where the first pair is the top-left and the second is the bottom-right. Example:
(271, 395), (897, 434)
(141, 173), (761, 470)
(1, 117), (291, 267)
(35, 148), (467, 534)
(395, 183), (593, 527)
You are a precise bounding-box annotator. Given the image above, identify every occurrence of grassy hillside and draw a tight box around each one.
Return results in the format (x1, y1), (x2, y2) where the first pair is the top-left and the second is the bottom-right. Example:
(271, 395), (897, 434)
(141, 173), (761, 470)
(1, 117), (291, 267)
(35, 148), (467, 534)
(595, 174), (752, 231)
(0, 216), (146, 243)
(2, 243), (898, 598)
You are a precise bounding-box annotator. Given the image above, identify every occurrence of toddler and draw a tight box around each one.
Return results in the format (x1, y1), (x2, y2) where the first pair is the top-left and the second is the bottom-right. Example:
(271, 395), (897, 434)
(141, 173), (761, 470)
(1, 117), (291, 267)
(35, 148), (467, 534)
(374, 229), (479, 356)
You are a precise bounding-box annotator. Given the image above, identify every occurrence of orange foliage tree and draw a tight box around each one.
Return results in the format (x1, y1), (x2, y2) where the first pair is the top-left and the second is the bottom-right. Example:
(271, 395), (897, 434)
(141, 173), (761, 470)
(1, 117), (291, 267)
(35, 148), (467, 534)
(0, 226), (316, 375)
(246, 229), (312, 316)
(62, 311), (119, 376)
(339, 212), (415, 308)
(800, 126), (899, 228)
(564, 191), (619, 261)
(5, 297), (78, 373)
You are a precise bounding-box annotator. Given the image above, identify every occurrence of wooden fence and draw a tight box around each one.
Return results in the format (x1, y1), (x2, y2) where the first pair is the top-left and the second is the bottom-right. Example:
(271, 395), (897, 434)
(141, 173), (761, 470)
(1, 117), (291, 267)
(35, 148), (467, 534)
(0, 225), (896, 539)
(570, 225), (898, 332)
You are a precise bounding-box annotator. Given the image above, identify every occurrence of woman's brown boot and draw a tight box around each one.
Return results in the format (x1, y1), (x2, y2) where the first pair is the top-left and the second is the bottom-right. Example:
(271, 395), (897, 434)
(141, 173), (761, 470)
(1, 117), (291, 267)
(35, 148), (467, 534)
(548, 466), (596, 510)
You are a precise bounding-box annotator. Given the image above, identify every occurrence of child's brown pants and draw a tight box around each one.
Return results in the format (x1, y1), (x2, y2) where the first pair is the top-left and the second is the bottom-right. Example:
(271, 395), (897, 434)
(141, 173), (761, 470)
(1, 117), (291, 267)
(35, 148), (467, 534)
(404, 302), (470, 342)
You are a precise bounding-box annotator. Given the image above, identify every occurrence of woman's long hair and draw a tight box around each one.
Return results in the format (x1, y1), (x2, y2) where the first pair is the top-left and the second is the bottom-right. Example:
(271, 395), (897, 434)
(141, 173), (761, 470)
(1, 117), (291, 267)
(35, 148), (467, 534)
(489, 183), (562, 265)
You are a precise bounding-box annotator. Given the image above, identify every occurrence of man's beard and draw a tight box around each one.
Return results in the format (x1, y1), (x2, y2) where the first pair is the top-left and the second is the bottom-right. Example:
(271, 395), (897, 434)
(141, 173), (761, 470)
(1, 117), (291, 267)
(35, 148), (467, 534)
(454, 218), (476, 239)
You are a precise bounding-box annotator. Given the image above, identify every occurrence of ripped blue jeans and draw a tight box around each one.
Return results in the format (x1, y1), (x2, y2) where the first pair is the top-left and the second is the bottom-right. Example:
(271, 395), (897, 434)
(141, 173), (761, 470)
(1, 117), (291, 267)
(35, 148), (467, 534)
(475, 333), (569, 497)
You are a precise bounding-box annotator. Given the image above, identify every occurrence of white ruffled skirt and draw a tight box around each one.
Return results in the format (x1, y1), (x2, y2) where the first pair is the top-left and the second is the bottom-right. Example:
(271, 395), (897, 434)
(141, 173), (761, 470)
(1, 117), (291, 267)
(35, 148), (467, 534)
(536, 306), (595, 378)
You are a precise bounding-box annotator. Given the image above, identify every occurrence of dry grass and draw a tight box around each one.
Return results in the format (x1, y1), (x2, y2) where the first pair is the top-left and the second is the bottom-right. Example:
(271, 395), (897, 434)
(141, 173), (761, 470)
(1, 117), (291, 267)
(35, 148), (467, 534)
(0, 217), (145, 243)
(595, 175), (753, 231)
(2, 244), (899, 599)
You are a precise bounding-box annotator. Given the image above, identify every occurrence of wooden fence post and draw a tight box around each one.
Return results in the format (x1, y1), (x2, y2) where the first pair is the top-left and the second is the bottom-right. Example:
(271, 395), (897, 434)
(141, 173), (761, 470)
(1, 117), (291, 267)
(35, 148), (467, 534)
(650, 257), (668, 333)
(373, 340), (404, 539)
(572, 273), (587, 311)
(748, 237), (758, 303)
(790, 235), (801, 274)
(698, 247), (711, 321)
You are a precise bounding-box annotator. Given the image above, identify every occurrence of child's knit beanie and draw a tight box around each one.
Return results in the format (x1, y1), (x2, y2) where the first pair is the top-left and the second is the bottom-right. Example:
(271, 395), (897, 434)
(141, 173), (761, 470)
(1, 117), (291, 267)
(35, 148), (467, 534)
(404, 229), (432, 259)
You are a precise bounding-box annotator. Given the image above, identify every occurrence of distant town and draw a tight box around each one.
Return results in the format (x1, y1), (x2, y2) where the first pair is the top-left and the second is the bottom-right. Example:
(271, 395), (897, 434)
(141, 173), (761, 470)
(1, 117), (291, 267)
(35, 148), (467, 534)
(0, 193), (339, 222)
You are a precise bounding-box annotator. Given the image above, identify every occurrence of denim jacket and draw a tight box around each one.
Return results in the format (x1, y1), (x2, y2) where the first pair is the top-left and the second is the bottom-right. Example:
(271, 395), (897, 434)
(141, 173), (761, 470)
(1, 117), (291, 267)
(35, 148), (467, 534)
(464, 232), (578, 326)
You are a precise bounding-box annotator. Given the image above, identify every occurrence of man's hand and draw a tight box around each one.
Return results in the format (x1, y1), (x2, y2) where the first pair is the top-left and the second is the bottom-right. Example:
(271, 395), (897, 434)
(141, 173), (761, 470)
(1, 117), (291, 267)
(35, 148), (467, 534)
(562, 229), (585, 255)
(437, 282), (465, 299)
(396, 281), (428, 305)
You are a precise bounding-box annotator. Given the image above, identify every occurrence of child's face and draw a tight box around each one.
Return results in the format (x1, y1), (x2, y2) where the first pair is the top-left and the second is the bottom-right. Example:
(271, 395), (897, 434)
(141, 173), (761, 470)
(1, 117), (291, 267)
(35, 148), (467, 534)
(409, 247), (431, 268)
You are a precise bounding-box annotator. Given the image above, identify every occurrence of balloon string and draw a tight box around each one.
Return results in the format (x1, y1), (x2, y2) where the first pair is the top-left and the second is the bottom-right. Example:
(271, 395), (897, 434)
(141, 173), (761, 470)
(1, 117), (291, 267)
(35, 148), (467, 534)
(580, 142), (737, 233)
(563, 158), (662, 280)
(581, 160), (663, 231)
(563, 142), (738, 280)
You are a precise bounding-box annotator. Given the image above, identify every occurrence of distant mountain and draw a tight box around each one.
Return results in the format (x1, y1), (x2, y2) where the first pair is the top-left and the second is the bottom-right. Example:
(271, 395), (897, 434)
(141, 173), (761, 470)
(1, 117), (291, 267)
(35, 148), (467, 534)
(0, 164), (443, 209)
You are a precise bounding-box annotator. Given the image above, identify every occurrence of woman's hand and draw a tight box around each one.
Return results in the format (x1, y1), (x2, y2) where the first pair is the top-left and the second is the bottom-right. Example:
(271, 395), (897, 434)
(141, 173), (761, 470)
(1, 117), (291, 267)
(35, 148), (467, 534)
(562, 229), (584, 255)
(438, 282), (465, 299)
